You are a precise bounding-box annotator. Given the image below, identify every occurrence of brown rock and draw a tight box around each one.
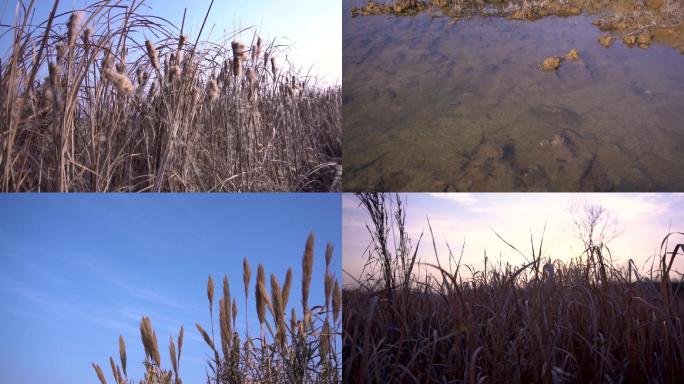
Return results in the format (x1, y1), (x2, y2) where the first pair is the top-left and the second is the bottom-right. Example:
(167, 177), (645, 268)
(564, 48), (580, 61)
(598, 34), (613, 47)
(540, 56), (561, 71)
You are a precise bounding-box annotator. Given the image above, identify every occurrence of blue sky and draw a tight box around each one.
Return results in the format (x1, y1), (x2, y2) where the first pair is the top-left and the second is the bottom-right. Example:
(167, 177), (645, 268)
(344, 193), (684, 285)
(0, 0), (341, 84)
(0, 193), (341, 384)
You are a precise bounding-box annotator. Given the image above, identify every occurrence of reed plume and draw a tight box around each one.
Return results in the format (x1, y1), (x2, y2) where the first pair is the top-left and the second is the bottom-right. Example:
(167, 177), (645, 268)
(302, 233), (315, 313)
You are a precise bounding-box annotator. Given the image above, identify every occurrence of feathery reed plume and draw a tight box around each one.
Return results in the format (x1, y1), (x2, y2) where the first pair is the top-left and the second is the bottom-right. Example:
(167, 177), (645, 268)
(145, 40), (160, 70)
(232, 298), (238, 327)
(332, 280), (341, 324)
(207, 275), (215, 314)
(119, 335), (127, 376)
(219, 297), (230, 357)
(206, 78), (219, 102)
(103, 64), (134, 96)
(177, 326), (184, 367)
(324, 272), (334, 311)
(283, 267), (292, 310)
(319, 320), (330, 359)
(270, 273), (286, 348)
(108, 356), (119, 384)
(169, 335), (178, 377)
(256, 264), (267, 325)
(177, 35), (187, 51)
(290, 307), (297, 333)
(243, 257), (251, 300)
(196, 323), (216, 351)
(140, 317), (161, 367)
(92, 363), (108, 384)
(67, 11), (84, 48)
(223, 275), (232, 336)
(325, 243), (333, 269)
(302, 233), (315, 313)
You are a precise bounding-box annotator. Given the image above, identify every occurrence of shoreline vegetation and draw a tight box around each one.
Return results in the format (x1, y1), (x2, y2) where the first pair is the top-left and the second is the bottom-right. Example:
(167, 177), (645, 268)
(343, 193), (684, 383)
(1, 1), (341, 192)
(351, 0), (684, 54)
(93, 234), (341, 384)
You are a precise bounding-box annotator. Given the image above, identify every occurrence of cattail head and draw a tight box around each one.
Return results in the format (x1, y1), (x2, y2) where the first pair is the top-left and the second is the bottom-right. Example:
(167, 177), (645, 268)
(206, 78), (219, 102)
(67, 11), (84, 48)
(145, 40), (160, 70)
(178, 35), (187, 51)
(333, 280), (341, 324)
(233, 56), (243, 78)
(246, 67), (257, 86)
(270, 56), (277, 75)
(103, 67), (134, 96)
(243, 257), (252, 299)
(252, 37), (262, 61)
(56, 43), (66, 64)
(302, 233), (315, 312)
(83, 26), (93, 48)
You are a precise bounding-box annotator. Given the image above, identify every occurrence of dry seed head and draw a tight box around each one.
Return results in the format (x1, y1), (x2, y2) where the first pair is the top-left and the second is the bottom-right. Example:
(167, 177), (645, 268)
(233, 56), (243, 78)
(206, 78), (219, 102)
(168, 65), (181, 82)
(271, 274), (286, 348)
(232, 298), (238, 327)
(207, 275), (215, 314)
(92, 363), (108, 384)
(119, 335), (127, 376)
(219, 298), (231, 357)
(196, 323), (216, 351)
(108, 357), (119, 384)
(324, 272), (334, 310)
(177, 326), (184, 362)
(223, 276), (232, 334)
(256, 264), (267, 324)
(178, 35), (187, 51)
(302, 233), (315, 312)
(320, 320), (331, 358)
(243, 257), (251, 299)
(325, 243), (334, 268)
(145, 40), (160, 70)
(290, 307), (297, 333)
(333, 280), (341, 324)
(270, 57), (277, 75)
(67, 11), (84, 48)
(103, 66), (134, 96)
(246, 67), (257, 86)
(283, 267), (292, 310)
(169, 336), (178, 376)
(140, 317), (161, 367)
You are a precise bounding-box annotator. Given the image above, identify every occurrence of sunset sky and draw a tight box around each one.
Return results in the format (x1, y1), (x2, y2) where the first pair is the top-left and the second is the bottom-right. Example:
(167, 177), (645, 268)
(0, 0), (341, 84)
(343, 193), (684, 286)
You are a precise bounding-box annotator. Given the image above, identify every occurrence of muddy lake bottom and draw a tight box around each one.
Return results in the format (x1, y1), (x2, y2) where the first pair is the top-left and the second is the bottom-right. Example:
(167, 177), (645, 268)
(342, 3), (684, 191)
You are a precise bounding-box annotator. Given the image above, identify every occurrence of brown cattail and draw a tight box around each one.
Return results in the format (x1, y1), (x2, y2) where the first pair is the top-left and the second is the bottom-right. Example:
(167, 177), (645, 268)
(252, 37), (262, 61)
(231, 41), (246, 77)
(246, 67), (257, 86)
(333, 280), (341, 324)
(270, 56), (277, 75)
(92, 363), (108, 384)
(302, 233), (315, 312)
(207, 275), (215, 314)
(119, 335), (127, 376)
(145, 40), (160, 70)
(83, 26), (93, 48)
(325, 272), (334, 311)
(178, 35), (187, 51)
(67, 11), (83, 48)
(140, 317), (161, 367)
(283, 267), (292, 311)
(243, 257), (251, 300)
(206, 78), (219, 102)
(103, 63), (134, 97)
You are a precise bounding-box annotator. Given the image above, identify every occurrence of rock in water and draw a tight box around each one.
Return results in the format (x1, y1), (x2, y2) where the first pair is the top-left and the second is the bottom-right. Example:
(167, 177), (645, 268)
(598, 34), (613, 47)
(540, 56), (561, 71)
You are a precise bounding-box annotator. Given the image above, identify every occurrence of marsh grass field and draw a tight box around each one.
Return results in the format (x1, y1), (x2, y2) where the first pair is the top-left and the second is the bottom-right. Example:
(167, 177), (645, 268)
(92, 233), (341, 384)
(1, 1), (341, 192)
(343, 0), (684, 192)
(343, 193), (684, 383)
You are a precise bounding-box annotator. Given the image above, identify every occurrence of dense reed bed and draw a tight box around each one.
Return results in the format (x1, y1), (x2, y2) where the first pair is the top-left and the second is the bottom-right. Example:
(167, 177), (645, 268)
(344, 193), (684, 383)
(92, 233), (341, 383)
(1, 1), (341, 191)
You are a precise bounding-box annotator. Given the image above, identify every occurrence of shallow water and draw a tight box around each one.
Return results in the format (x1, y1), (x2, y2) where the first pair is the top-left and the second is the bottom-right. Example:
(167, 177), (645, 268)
(342, 1), (684, 191)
